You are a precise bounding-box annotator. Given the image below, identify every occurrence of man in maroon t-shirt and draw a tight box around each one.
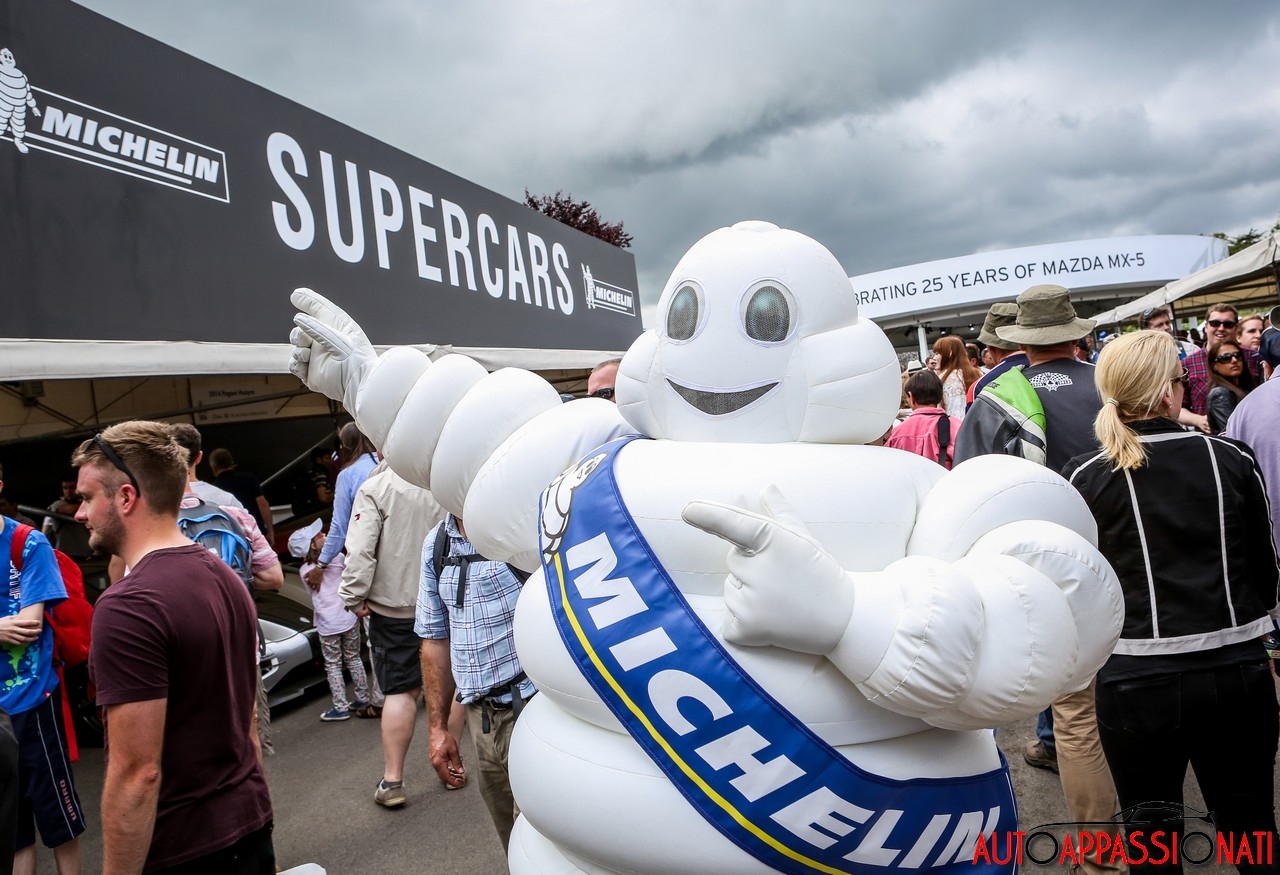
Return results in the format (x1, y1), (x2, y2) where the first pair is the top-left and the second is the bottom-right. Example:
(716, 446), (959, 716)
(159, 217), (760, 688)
(72, 422), (273, 874)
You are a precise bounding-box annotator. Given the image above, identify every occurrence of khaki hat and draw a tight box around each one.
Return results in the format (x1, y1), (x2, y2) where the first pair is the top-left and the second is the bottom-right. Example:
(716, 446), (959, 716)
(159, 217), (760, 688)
(977, 302), (1019, 348)
(996, 284), (1096, 346)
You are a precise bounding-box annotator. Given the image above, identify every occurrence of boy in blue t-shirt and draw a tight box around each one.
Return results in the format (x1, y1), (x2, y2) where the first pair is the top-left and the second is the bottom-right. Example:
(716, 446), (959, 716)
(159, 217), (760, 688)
(1, 517), (85, 871)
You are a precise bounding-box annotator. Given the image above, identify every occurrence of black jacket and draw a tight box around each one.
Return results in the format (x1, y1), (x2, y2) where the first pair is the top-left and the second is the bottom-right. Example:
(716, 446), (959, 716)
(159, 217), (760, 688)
(1205, 385), (1241, 434)
(1063, 418), (1279, 656)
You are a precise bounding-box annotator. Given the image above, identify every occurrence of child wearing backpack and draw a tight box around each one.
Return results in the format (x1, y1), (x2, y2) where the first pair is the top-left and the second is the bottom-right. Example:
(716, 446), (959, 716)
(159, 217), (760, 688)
(289, 520), (372, 722)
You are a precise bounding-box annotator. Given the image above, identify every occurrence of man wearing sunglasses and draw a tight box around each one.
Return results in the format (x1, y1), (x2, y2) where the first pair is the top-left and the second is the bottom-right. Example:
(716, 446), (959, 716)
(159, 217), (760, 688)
(586, 358), (619, 401)
(1183, 304), (1262, 424)
(73, 423), (274, 874)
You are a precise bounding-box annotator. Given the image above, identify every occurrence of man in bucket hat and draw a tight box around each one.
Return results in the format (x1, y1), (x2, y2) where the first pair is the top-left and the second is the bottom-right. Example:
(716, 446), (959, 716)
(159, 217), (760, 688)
(953, 284), (1122, 875)
(965, 301), (1026, 409)
(955, 284), (1103, 471)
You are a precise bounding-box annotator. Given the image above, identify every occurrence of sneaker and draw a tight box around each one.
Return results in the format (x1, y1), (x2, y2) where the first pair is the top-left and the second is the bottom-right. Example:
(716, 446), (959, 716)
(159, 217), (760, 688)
(320, 707), (351, 722)
(375, 780), (407, 808)
(1023, 740), (1059, 774)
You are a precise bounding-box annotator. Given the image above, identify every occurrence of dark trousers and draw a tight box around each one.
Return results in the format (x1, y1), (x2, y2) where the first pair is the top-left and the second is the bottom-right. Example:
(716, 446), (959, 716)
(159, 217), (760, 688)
(150, 822), (274, 875)
(1096, 663), (1280, 874)
(0, 707), (17, 873)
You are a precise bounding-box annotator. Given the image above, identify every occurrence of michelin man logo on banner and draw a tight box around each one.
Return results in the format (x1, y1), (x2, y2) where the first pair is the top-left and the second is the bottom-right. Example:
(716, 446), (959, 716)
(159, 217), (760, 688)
(0, 48), (41, 154)
(289, 220), (1122, 875)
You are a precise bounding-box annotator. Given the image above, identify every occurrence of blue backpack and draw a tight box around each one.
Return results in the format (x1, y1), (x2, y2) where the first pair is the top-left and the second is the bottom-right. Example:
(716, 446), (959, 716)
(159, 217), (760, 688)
(178, 497), (254, 590)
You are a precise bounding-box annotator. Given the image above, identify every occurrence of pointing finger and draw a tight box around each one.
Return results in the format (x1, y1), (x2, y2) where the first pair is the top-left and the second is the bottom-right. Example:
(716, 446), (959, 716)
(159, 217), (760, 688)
(682, 500), (772, 555)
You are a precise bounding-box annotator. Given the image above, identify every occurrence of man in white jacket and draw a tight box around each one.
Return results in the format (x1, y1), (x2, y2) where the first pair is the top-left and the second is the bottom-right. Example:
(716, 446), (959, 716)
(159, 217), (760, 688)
(339, 460), (445, 807)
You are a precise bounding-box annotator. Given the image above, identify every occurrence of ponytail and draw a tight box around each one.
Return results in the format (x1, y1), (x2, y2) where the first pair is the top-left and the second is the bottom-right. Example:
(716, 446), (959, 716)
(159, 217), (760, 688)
(1094, 398), (1147, 471)
(1092, 331), (1181, 471)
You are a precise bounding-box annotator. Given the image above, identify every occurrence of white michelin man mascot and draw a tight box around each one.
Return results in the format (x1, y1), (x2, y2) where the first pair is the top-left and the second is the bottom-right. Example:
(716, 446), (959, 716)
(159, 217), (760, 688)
(290, 221), (1122, 875)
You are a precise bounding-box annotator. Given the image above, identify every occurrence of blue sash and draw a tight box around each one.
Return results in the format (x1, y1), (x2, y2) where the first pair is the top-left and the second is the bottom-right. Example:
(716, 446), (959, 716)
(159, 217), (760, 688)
(539, 436), (1017, 874)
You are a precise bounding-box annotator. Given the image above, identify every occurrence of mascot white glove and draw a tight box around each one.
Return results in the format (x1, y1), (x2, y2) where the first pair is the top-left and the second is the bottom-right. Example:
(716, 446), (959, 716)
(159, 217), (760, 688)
(289, 288), (377, 414)
(683, 485), (856, 654)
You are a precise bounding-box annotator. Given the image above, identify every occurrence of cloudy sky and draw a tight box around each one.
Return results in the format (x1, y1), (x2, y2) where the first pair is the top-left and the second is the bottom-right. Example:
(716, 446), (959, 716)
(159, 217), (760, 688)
(75, 1), (1280, 323)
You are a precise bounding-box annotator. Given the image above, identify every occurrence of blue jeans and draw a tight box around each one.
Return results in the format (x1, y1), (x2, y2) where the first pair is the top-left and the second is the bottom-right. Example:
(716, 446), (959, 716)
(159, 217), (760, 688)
(1036, 706), (1056, 753)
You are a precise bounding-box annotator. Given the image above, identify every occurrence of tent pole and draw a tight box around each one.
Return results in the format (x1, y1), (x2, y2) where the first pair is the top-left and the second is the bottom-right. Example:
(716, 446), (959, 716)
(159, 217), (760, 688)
(261, 431), (342, 490)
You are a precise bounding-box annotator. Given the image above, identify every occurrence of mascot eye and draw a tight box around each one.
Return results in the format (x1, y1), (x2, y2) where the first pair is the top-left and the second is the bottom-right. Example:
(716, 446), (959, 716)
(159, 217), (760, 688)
(742, 284), (794, 343)
(666, 284), (701, 341)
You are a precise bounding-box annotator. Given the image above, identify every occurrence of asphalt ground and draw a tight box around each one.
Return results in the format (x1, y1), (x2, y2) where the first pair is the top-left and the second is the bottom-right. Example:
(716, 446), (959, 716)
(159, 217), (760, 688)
(40, 691), (1269, 874)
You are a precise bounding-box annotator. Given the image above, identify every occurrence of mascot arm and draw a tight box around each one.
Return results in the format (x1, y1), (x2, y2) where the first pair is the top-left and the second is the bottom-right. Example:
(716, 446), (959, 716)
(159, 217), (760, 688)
(291, 289), (632, 566)
(683, 457), (1122, 731)
(905, 454), (1124, 701)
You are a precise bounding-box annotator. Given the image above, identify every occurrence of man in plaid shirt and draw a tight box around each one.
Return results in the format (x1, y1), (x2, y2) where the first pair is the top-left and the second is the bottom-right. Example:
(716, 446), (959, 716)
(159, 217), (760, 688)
(416, 514), (534, 853)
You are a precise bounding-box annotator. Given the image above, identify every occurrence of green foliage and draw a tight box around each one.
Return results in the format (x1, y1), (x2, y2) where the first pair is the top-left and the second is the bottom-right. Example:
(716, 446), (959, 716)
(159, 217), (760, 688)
(1212, 212), (1280, 255)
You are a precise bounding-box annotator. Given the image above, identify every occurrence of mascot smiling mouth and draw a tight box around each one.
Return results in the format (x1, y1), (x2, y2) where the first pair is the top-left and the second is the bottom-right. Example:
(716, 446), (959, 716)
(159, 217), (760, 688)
(666, 379), (779, 415)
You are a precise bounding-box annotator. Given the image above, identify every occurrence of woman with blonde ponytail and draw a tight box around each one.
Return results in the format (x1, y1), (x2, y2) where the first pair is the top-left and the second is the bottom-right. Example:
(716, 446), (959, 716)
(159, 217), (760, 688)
(1062, 329), (1280, 865)
(1091, 330), (1185, 470)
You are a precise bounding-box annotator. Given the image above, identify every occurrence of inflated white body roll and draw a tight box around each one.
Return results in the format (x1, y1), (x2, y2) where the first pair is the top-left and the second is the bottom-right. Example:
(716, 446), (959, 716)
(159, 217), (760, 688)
(379, 353), (488, 491)
(907, 453), (1100, 559)
(969, 520), (1124, 691)
(430, 367), (563, 517)
(287, 221), (1124, 875)
(352, 346), (432, 454)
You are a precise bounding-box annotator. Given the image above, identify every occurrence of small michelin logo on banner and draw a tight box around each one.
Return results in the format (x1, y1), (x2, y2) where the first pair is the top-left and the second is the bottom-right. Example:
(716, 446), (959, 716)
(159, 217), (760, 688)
(583, 265), (637, 317)
(0, 48), (41, 154)
(1, 43), (229, 202)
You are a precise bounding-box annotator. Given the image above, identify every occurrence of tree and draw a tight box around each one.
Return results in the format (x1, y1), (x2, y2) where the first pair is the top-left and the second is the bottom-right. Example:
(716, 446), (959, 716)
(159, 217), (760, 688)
(1212, 212), (1280, 255)
(524, 189), (633, 249)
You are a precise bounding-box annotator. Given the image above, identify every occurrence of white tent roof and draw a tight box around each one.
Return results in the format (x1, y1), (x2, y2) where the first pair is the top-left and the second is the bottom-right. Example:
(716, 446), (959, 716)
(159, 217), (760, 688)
(0, 340), (627, 444)
(0, 340), (624, 382)
(1091, 231), (1280, 326)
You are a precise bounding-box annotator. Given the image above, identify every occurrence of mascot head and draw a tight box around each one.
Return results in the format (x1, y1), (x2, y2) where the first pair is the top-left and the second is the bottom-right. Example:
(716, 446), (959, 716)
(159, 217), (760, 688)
(0, 49), (15, 69)
(616, 221), (900, 443)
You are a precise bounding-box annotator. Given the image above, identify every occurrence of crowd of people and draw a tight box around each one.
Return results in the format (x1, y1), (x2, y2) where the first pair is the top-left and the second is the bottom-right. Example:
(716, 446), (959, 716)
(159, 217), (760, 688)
(0, 357), (619, 873)
(3, 280), (1280, 873)
(888, 289), (1280, 874)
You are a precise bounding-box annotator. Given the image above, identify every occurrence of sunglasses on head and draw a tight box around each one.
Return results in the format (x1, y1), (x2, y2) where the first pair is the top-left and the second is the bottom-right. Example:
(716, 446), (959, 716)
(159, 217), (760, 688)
(93, 434), (142, 496)
(588, 387), (615, 400)
(1213, 351), (1244, 363)
(1206, 319), (1238, 330)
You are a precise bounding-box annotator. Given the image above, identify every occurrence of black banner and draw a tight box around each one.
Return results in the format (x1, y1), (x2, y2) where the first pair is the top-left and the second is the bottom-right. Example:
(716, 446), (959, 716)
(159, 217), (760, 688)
(0, 0), (641, 350)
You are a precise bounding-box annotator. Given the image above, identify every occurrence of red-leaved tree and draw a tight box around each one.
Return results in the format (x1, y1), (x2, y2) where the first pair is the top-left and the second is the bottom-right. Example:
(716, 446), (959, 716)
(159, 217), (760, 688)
(524, 189), (633, 249)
